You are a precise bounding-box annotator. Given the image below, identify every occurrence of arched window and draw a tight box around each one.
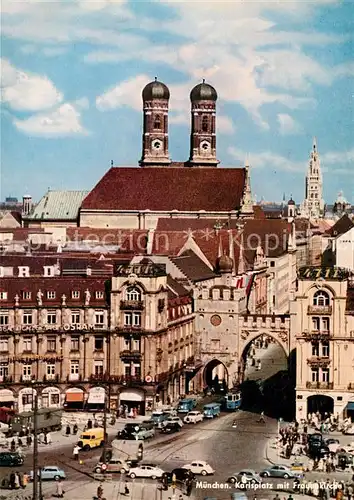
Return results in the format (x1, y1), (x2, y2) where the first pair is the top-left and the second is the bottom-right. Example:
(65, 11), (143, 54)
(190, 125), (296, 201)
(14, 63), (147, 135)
(313, 290), (330, 306)
(154, 115), (161, 129)
(201, 115), (208, 132)
(126, 287), (141, 301)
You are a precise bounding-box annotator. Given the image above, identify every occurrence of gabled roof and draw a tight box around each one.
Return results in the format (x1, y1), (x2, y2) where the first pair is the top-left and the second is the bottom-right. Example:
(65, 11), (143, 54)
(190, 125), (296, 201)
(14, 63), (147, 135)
(171, 250), (216, 282)
(167, 275), (191, 299)
(27, 190), (89, 220)
(81, 167), (246, 212)
(326, 214), (354, 237)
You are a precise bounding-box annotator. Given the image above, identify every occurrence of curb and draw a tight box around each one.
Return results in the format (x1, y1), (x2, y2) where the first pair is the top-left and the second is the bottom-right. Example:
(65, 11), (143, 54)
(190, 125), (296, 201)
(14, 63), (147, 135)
(265, 440), (276, 466)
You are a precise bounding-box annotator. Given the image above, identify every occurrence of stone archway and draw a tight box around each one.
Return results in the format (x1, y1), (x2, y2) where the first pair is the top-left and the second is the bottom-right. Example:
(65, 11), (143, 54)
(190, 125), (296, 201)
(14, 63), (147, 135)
(203, 359), (229, 392)
(307, 394), (334, 417)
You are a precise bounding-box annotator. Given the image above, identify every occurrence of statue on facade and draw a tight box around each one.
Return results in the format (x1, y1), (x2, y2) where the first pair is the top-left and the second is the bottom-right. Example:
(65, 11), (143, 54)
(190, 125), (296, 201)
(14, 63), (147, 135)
(36, 289), (44, 306)
(84, 289), (91, 306)
(61, 294), (67, 306)
(14, 294), (19, 307)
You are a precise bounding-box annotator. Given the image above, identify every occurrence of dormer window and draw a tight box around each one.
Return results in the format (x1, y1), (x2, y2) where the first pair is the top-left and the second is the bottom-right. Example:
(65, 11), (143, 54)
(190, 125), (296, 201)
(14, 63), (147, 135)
(43, 266), (54, 277)
(72, 291), (80, 299)
(47, 291), (56, 300)
(18, 266), (30, 278)
(22, 291), (32, 300)
(126, 287), (141, 302)
(313, 290), (330, 306)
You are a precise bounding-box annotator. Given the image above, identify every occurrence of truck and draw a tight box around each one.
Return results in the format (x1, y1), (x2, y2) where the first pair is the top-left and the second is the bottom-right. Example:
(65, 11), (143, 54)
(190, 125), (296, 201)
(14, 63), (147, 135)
(177, 398), (197, 413)
(10, 408), (62, 434)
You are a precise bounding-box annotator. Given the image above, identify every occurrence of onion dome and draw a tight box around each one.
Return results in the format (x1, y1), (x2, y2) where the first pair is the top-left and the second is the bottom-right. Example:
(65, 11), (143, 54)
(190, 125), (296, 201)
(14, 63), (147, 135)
(288, 198), (296, 206)
(190, 80), (217, 102)
(142, 78), (170, 101)
(216, 254), (233, 273)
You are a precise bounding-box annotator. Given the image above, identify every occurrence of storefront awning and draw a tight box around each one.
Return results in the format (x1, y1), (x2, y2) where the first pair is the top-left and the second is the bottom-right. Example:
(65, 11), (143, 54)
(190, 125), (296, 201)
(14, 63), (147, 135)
(119, 391), (144, 402)
(347, 402), (354, 411)
(65, 393), (84, 403)
(0, 391), (14, 403)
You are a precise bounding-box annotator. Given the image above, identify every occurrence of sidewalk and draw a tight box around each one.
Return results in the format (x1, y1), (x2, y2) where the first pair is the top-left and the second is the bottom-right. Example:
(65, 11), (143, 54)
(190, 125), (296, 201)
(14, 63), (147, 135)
(4, 478), (196, 500)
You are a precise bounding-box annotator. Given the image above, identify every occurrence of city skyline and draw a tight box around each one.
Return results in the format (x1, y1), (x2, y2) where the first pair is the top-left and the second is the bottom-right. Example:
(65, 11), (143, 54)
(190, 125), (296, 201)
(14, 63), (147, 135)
(1, 0), (353, 203)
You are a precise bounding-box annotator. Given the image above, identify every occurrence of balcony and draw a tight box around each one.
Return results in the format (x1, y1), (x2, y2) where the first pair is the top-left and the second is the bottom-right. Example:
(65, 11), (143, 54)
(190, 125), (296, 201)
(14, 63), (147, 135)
(307, 356), (331, 368)
(119, 350), (142, 361)
(87, 374), (155, 386)
(303, 330), (330, 340)
(306, 381), (333, 390)
(120, 300), (144, 311)
(308, 305), (332, 315)
(117, 326), (144, 335)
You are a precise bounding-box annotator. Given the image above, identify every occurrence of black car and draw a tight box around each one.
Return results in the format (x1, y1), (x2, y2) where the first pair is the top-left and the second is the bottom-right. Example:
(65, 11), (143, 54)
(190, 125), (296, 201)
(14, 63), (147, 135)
(161, 422), (181, 434)
(160, 467), (195, 489)
(308, 433), (323, 444)
(117, 423), (140, 440)
(0, 452), (24, 467)
(308, 443), (330, 459)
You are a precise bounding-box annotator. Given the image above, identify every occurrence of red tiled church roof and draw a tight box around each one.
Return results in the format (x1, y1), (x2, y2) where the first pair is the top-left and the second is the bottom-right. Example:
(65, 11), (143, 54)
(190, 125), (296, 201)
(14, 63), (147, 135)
(81, 167), (246, 212)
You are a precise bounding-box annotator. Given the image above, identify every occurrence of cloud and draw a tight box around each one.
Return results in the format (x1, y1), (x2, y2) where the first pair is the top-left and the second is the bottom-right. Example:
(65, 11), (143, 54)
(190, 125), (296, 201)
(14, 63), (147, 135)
(322, 149), (354, 164)
(228, 147), (305, 172)
(13, 103), (88, 137)
(277, 114), (302, 135)
(1, 58), (63, 112)
(96, 74), (148, 111)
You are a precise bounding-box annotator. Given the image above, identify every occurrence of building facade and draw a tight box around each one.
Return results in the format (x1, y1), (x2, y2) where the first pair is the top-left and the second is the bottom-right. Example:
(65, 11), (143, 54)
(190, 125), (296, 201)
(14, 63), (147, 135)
(292, 266), (354, 421)
(0, 260), (194, 414)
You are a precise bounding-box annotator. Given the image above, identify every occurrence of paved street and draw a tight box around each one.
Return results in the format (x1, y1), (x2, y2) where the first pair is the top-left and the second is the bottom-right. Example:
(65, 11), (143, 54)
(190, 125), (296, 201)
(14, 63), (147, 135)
(244, 343), (288, 383)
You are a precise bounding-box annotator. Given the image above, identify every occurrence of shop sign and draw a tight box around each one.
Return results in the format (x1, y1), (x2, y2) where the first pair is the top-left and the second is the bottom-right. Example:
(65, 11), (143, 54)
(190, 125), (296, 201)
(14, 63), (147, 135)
(0, 324), (95, 333)
(88, 387), (105, 405)
(8, 355), (63, 362)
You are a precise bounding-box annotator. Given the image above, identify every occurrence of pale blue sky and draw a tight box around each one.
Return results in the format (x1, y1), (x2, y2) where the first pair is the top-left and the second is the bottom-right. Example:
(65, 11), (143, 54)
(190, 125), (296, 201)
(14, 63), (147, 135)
(1, 0), (353, 204)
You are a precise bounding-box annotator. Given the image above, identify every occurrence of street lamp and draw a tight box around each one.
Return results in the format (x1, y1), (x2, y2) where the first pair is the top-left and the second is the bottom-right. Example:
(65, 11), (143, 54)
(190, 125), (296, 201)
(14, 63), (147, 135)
(32, 381), (39, 500)
(277, 417), (283, 461)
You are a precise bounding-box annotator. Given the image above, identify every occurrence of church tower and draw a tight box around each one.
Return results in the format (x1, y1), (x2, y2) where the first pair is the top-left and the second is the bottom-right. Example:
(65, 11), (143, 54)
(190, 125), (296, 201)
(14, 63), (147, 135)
(139, 78), (171, 166)
(188, 80), (219, 166)
(301, 138), (325, 219)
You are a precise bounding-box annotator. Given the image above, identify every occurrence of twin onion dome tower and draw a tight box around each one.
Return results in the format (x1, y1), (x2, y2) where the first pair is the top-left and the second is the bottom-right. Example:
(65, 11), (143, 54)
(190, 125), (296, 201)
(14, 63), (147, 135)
(140, 78), (219, 167)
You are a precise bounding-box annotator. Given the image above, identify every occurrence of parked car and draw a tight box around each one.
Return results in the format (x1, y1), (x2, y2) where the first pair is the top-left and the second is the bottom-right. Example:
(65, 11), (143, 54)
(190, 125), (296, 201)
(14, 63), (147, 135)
(308, 443), (330, 459)
(128, 464), (164, 479)
(160, 422), (181, 434)
(0, 452), (24, 467)
(162, 416), (183, 428)
(30, 466), (66, 481)
(260, 465), (303, 479)
(160, 468), (195, 486)
(184, 411), (204, 424)
(182, 461), (215, 476)
(94, 457), (133, 474)
(227, 470), (261, 485)
(308, 433), (323, 444)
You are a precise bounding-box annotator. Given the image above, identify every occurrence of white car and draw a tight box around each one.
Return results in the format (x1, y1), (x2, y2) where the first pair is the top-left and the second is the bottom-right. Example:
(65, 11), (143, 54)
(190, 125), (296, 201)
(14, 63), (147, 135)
(128, 464), (164, 479)
(182, 461), (215, 476)
(162, 416), (183, 428)
(184, 411), (204, 424)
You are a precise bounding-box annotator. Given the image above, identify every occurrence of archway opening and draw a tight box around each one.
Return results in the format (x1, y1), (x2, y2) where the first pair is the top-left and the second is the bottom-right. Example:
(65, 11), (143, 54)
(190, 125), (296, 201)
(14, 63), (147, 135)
(240, 334), (293, 419)
(307, 395), (334, 417)
(203, 359), (228, 394)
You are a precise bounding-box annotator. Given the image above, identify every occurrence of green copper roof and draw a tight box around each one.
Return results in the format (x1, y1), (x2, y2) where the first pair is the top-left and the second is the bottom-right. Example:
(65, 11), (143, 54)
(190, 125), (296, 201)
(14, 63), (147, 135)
(27, 190), (89, 220)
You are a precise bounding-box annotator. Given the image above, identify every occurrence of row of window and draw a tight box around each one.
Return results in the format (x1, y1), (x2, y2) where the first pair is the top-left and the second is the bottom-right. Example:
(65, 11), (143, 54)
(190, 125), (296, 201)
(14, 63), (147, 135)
(0, 335), (142, 353)
(311, 342), (329, 357)
(312, 317), (330, 331)
(0, 360), (107, 380)
(311, 368), (330, 383)
(0, 311), (105, 327)
(0, 290), (105, 301)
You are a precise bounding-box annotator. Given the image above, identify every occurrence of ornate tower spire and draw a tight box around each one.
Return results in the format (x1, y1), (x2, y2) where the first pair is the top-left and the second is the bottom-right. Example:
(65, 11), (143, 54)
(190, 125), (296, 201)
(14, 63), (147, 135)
(240, 159), (254, 217)
(301, 137), (325, 218)
(139, 78), (171, 166)
(188, 80), (219, 166)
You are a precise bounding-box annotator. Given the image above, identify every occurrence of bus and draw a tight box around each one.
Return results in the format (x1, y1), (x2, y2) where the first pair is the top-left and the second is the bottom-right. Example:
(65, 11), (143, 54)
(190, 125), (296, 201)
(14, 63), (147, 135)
(203, 403), (221, 419)
(177, 398), (197, 413)
(225, 391), (242, 411)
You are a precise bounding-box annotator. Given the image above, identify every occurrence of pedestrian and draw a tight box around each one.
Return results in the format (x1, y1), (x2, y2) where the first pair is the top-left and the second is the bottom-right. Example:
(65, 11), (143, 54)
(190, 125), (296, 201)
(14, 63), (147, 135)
(46, 432), (52, 445)
(10, 438), (16, 452)
(124, 482), (129, 495)
(73, 444), (80, 461)
(73, 423), (78, 435)
(10, 472), (15, 489)
(66, 424), (71, 435)
(97, 484), (103, 499)
(56, 478), (64, 498)
(18, 437), (23, 447)
(22, 472), (28, 489)
(273, 495), (281, 500)
(14, 471), (20, 489)
(259, 411), (265, 423)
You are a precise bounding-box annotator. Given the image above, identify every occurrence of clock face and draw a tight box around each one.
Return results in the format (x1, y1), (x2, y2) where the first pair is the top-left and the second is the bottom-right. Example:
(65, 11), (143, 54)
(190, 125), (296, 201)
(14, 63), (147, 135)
(152, 139), (162, 150)
(200, 140), (210, 152)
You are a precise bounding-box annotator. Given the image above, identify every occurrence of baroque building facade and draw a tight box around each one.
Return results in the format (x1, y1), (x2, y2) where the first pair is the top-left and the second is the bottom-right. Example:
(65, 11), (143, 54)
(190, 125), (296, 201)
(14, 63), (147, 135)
(292, 266), (354, 421)
(0, 260), (194, 414)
